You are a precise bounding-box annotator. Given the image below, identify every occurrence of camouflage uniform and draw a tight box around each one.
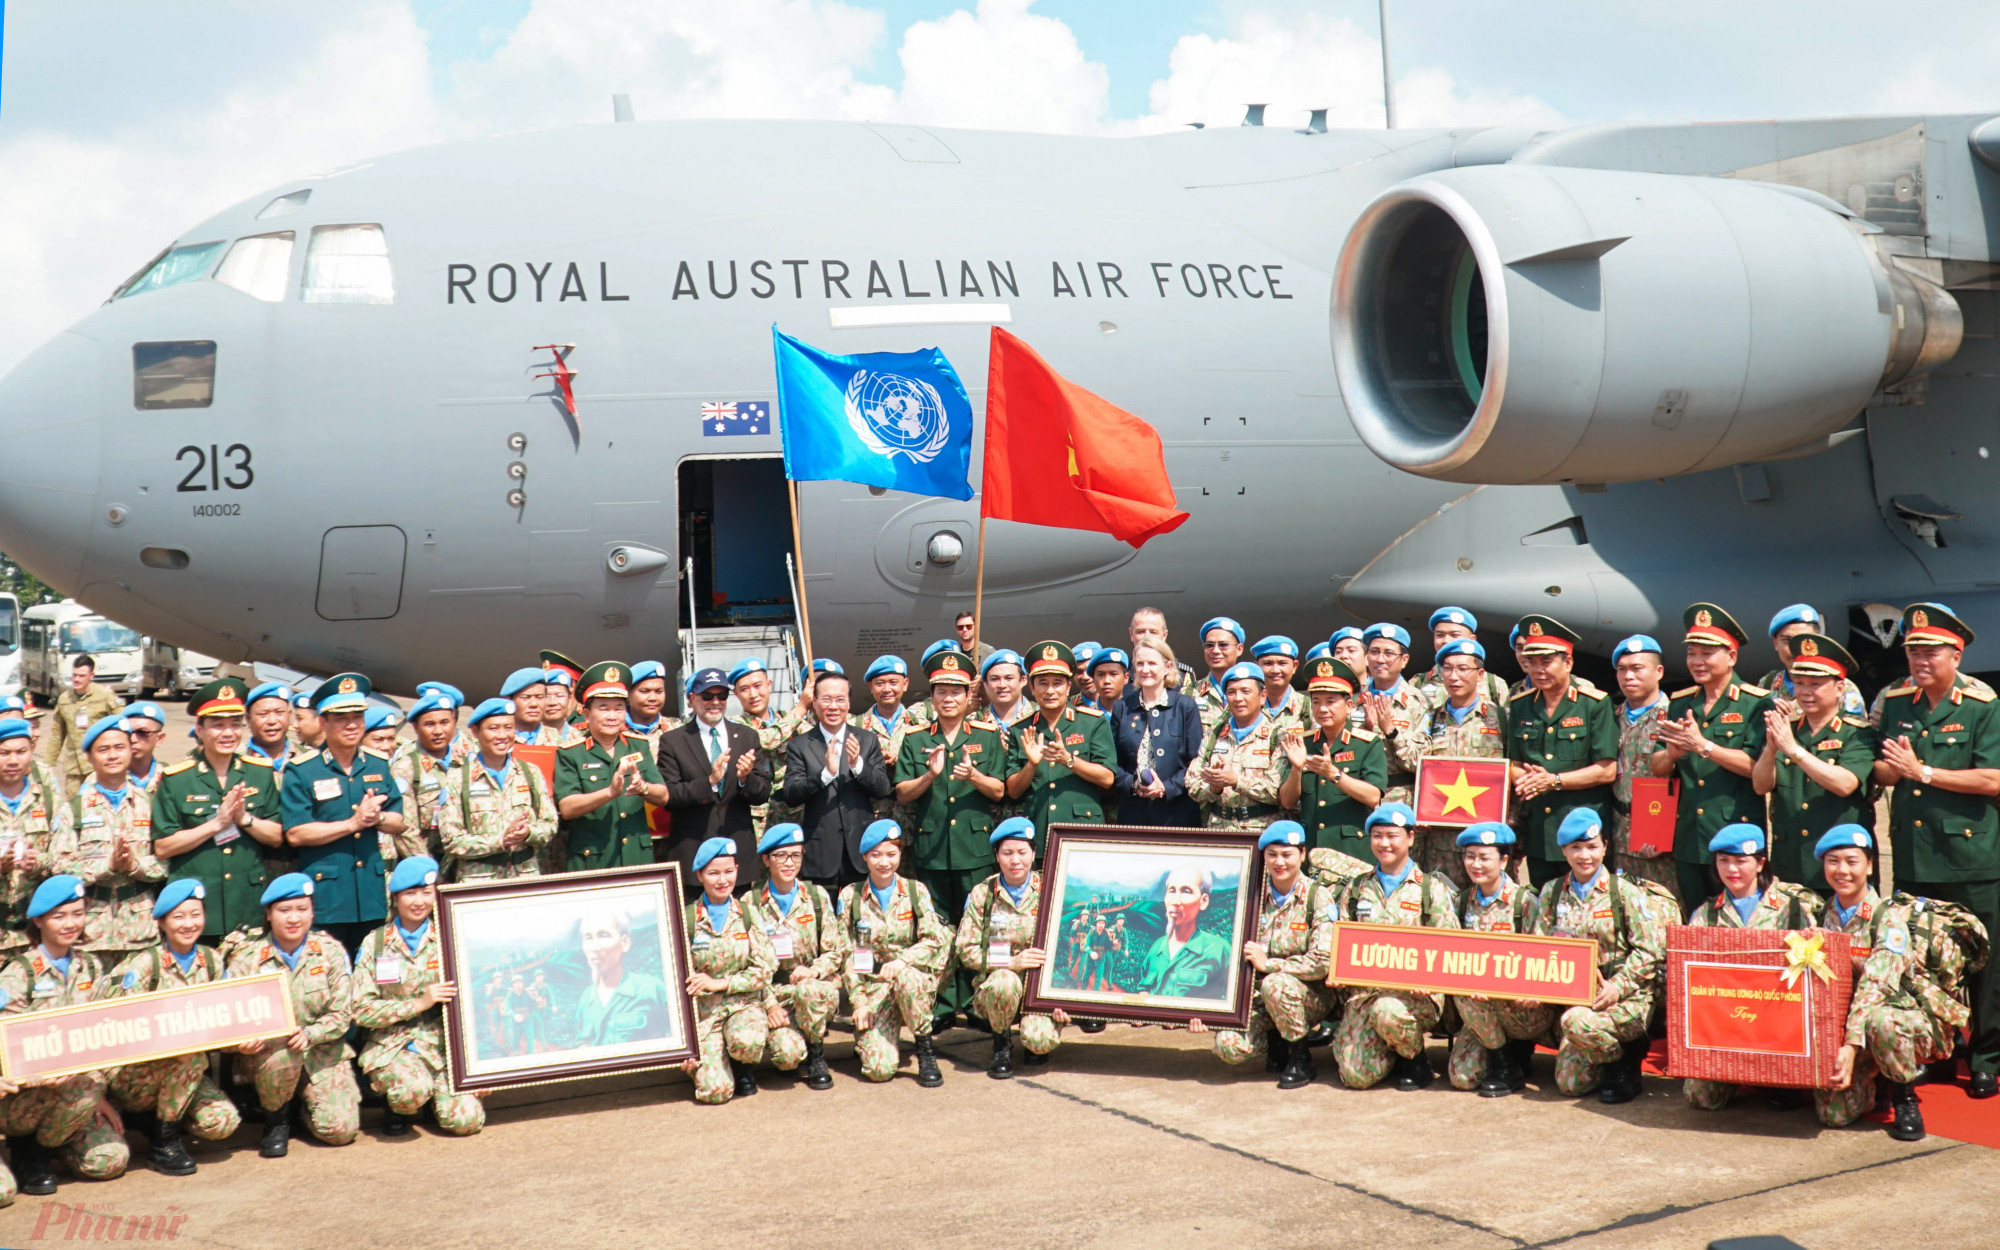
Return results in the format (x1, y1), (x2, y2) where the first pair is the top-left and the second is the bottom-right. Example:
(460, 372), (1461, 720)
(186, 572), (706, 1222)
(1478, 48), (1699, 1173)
(861, 704), (929, 832)
(50, 786), (166, 963)
(1215, 878), (1338, 1064)
(1362, 680), (1431, 805)
(1259, 687), (1308, 736)
(1610, 698), (1677, 895)
(351, 920), (484, 1134)
(1186, 716), (1286, 832)
(1448, 877), (1555, 1089)
(741, 880), (846, 1070)
(736, 702), (811, 834)
(98, 945), (240, 1143)
(1682, 880), (1837, 1111)
(227, 931), (361, 1145)
(0, 947), (128, 1182)
(0, 764), (63, 956)
(1189, 674), (1230, 734)
(1333, 867), (1459, 1088)
(1417, 665), (1511, 712)
(1399, 695), (1509, 889)
(1306, 846), (1373, 893)
(836, 875), (951, 1082)
(436, 755), (556, 883)
(685, 896), (776, 1104)
(389, 740), (462, 860)
(1530, 871), (1668, 1096)
(955, 871), (1061, 1055)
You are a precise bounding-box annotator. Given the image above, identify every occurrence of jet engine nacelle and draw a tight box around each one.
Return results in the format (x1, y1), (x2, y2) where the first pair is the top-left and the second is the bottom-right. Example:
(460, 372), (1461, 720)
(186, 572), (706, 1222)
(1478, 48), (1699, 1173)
(1330, 165), (1961, 485)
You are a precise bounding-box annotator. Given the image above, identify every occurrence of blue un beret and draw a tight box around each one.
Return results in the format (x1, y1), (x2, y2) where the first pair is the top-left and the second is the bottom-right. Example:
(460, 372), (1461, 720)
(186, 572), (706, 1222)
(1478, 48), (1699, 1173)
(1328, 627), (1364, 647)
(1611, 634), (1663, 663)
(389, 856), (440, 893)
(693, 837), (738, 871)
(921, 640), (959, 664)
(859, 819), (902, 854)
(466, 697), (514, 728)
(0, 695), (24, 716)
(1072, 642), (1102, 667)
(1200, 617), (1246, 645)
(1435, 638), (1486, 664)
(363, 705), (400, 733)
(1303, 642), (1332, 663)
(1090, 647), (1129, 673)
(1709, 824), (1766, 857)
(1222, 661), (1264, 686)
(981, 650), (1024, 679)
(414, 681), (465, 706)
(1768, 604), (1821, 637)
(28, 875), (86, 920)
(406, 690), (458, 722)
(629, 661), (666, 684)
(864, 656), (908, 682)
(245, 681), (294, 708)
(152, 878), (206, 919)
(811, 658), (844, 676)
(0, 720), (29, 744)
(1429, 606), (1478, 631)
(261, 873), (315, 906)
(1365, 803), (1417, 832)
(990, 816), (1036, 847)
(1456, 821), (1515, 849)
(759, 824), (805, 854)
(1251, 635), (1298, 660)
(1815, 824), (1874, 859)
(727, 657), (767, 685)
(124, 702), (166, 726)
(1556, 808), (1605, 847)
(81, 713), (131, 753)
(1363, 623), (1412, 650)
(1258, 820), (1306, 852)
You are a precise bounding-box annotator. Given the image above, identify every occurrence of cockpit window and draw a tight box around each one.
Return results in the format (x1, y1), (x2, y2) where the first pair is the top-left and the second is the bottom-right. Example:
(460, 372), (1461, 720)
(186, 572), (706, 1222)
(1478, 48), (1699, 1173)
(256, 189), (311, 219)
(133, 341), (217, 410)
(115, 241), (226, 300)
(302, 224), (393, 304)
(215, 232), (295, 302)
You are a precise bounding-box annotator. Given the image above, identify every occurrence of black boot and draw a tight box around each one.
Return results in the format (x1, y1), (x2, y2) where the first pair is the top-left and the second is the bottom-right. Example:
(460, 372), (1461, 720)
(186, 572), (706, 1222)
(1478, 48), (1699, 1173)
(915, 1035), (944, 1088)
(1598, 1040), (1646, 1105)
(1265, 1034), (1291, 1075)
(803, 1042), (833, 1091)
(8, 1136), (57, 1195)
(988, 1029), (1015, 1080)
(1301, 1020), (1336, 1049)
(1021, 1045), (1049, 1067)
(1477, 1045), (1523, 1098)
(259, 1100), (293, 1158)
(1969, 1071), (1998, 1100)
(380, 1108), (412, 1137)
(1078, 1019), (1106, 1034)
(146, 1115), (197, 1176)
(1395, 1051), (1434, 1091)
(1764, 1088), (1800, 1112)
(1509, 1037), (1539, 1083)
(1277, 1041), (1317, 1090)
(731, 1059), (759, 1099)
(1887, 1081), (1927, 1141)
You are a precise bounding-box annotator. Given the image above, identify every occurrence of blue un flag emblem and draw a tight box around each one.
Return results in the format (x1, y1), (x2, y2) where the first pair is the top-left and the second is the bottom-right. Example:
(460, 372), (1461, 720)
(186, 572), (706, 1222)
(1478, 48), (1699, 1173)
(702, 400), (770, 436)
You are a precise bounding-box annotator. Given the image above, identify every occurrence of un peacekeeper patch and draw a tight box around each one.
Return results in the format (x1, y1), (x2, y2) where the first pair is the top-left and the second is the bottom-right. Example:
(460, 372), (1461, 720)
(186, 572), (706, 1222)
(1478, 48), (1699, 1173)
(1886, 926), (1909, 955)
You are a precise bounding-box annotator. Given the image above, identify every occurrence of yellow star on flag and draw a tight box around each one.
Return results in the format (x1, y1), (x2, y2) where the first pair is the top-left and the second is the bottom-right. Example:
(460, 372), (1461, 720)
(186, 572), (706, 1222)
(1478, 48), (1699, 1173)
(1432, 767), (1491, 820)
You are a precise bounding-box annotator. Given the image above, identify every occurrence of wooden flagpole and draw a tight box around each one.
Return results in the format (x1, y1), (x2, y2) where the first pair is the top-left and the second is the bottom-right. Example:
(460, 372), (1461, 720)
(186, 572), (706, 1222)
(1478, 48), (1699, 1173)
(788, 479), (815, 664)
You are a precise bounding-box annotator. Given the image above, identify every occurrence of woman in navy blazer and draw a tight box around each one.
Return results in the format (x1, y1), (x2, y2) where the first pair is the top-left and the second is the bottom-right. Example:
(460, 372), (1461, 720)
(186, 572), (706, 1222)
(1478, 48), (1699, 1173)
(1110, 641), (1205, 827)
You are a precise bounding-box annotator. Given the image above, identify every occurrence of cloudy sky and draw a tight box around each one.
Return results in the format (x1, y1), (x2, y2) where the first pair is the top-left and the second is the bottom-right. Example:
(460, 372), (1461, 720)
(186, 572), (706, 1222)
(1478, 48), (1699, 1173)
(0, 0), (1994, 374)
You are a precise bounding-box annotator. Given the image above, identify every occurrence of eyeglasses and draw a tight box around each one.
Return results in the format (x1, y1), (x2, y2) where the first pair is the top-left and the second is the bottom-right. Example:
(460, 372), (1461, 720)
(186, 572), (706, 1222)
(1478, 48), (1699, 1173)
(127, 729), (159, 740)
(1201, 640), (1232, 651)
(1438, 664), (1481, 676)
(694, 691), (729, 702)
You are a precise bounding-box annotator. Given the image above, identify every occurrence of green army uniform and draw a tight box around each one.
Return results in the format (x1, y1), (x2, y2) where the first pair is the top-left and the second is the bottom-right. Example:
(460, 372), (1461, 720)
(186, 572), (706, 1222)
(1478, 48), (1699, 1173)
(1401, 692), (1509, 889)
(0, 945), (129, 1183)
(50, 786), (166, 961)
(1530, 870), (1671, 1096)
(351, 918), (484, 1134)
(1877, 602), (2000, 1081)
(1658, 604), (1773, 905)
(1213, 877), (1338, 1066)
(280, 746), (403, 930)
(1506, 617), (1620, 889)
(1334, 866), (1459, 1088)
(437, 754), (556, 882)
(741, 879), (846, 1071)
(1292, 725), (1387, 854)
(571, 967), (672, 1046)
(1756, 667), (1866, 718)
(555, 732), (665, 871)
(1867, 669), (1995, 727)
(152, 754), (281, 938)
(837, 874), (952, 1082)
(1136, 925), (1232, 999)
(1186, 713), (1286, 832)
(956, 870), (1063, 1057)
(227, 930), (361, 1146)
(0, 763), (63, 956)
(1682, 877), (1826, 1111)
(1448, 876), (1552, 1090)
(1767, 712), (1877, 892)
(1004, 704), (1117, 851)
(685, 895), (777, 1104)
(38, 682), (122, 791)
(99, 945), (241, 1144)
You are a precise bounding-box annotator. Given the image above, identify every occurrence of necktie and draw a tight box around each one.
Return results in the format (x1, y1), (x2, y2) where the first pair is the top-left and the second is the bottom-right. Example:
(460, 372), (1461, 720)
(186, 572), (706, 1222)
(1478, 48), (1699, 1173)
(708, 726), (724, 763)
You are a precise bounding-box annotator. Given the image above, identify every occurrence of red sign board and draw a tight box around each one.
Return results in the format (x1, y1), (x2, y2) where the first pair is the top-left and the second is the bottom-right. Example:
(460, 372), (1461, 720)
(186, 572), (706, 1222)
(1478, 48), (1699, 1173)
(1328, 922), (1598, 1006)
(0, 972), (297, 1082)
(1413, 756), (1510, 828)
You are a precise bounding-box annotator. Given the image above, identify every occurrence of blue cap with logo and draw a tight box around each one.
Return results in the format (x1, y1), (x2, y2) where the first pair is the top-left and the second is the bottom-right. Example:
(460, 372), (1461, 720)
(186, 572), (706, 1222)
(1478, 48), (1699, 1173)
(1251, 635), (1298, 660)
(1200, 617), (1245, 645)
(692, 837), (737, 871)
(629, 661), (666, 684)
(152, 878), (206, 919)
(1768, 604), (1822, 637)
(759, 823), (805, 854)
(1556, 808), (1605, 847)
(28, 875), (86, 919)
(1363, 623), (1412, 650)
(687, 668), (731, 696)
(1221, 661), (1264, 686)
(1456, 821), (1515, 849)
(363, 705), (400, 733)
(921, 640), (960, 664)
(1815, 824), (1874, 859)
(1429, 607), (1478, 631)
(727, 657), (767, 685)
(246, 681), (295, 709)
(859, 819), (902, 854)
(981, 649), (1024, 679)
(990, 815), (1036, 847)
(81, 713), (131, 753)
(1090, 647), (1129, 672)
(465, 697), (514, 728)
(389, 856), (440, 894)
(1365, 803), (1417, 832)
(1611, 634), (1662, 662)
(1258, 820), (1306, 851)
(261, 873), (315, 906)
(124, 701), (166, 727)
(1709, 824), (1767, 857)
(864, 656), (908, 682)
(1435, 638), (1486, 664)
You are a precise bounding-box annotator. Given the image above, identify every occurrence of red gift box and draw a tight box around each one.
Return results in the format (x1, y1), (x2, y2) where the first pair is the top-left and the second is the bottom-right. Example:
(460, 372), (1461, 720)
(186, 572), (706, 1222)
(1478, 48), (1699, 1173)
(1664, 925), (1852, 1089)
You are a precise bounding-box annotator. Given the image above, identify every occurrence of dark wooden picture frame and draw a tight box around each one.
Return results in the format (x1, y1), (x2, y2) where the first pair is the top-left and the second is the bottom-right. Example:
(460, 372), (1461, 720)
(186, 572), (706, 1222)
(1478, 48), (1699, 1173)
(437, 863), (698, 1094)
(1023, 823), (1263, 1029)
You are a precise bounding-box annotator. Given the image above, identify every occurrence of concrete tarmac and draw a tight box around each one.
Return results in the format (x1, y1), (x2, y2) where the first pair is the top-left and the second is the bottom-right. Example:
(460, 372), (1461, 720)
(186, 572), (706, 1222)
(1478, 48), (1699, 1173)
(3, 1024), (1992, 1250)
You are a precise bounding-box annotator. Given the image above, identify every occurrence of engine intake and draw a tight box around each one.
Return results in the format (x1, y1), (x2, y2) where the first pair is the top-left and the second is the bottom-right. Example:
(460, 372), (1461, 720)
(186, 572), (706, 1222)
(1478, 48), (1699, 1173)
(1331, 165), (1961, 484)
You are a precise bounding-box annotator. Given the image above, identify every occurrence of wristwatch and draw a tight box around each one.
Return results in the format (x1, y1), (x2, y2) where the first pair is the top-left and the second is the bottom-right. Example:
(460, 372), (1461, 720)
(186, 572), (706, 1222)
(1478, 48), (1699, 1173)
(1699, 741), (1714, 760)
(1921, 764), (1935, 785)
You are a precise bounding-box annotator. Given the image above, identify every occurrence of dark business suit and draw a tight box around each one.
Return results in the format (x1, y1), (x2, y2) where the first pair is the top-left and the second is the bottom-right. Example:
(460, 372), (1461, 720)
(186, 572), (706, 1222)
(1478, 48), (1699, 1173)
(781, 722), (892, 886)
(657, 717), (772, 878)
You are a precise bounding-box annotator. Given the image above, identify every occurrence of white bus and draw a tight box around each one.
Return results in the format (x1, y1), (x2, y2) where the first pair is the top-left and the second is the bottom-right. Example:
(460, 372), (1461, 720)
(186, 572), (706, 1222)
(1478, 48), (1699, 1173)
(20, 601), (144, 702)
(0, 593), (19, 698)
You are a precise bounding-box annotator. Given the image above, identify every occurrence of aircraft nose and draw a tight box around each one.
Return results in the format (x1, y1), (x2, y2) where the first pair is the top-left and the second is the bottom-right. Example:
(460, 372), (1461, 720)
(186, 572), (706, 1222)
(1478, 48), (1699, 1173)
(0, 331), (105, 592)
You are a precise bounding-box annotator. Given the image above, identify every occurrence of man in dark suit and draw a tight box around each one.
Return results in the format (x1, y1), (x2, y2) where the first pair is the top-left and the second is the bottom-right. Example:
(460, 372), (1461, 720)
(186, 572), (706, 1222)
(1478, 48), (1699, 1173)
(658, 667), (771, 879)
(781, 667), (892, 890)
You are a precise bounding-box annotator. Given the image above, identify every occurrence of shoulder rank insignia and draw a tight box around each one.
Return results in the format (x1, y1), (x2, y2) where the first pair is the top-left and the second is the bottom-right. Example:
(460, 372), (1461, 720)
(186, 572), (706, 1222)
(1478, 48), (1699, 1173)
(1738, 683), (1770, 698)
(1670, 685), (1699, 700)
(163, 759), (197, 776)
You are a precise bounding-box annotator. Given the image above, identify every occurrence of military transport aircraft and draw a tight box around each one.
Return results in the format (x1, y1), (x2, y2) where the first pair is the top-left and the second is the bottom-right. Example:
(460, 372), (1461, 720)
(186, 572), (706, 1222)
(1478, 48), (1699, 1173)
(0, 110), (1994, 694)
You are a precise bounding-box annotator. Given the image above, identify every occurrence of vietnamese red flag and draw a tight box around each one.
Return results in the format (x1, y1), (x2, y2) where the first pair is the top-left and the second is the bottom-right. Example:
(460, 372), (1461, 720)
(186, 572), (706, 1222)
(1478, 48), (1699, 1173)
(1413, 756), (1512, 828)
(981, 326), (1189, 547)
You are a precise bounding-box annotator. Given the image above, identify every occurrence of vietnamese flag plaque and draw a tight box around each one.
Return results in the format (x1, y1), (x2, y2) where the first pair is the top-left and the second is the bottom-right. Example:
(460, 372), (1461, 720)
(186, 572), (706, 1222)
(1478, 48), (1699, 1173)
(1414, 756), (1510, 828)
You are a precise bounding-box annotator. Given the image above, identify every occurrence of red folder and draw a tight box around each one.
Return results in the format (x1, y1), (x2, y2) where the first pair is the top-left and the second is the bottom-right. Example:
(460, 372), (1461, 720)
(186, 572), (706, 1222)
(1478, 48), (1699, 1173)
(1627, 777), (1677, 857)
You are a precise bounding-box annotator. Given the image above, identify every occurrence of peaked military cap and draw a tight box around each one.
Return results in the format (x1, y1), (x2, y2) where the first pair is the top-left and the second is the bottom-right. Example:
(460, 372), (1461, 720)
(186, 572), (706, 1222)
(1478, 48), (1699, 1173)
(924, 647), (976, 687)
(540, 650), (583, 683)
(1785, 631), (1856, 680)
(1294, 655), (1359, 697)
(1902, 602), (1974, 648)
(1025, 640), (1075, 680)
(1514, 614), (1579, 656)
(1683, 602), (1747, 648)
(187, 678), (249, 720)
(578, 661), (631, 702)
(313, 672), (372, 714)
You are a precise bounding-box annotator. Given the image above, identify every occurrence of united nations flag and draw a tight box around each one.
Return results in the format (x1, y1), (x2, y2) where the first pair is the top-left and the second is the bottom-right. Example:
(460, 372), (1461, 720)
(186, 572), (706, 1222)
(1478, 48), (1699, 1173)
(771, 327), (974, 500)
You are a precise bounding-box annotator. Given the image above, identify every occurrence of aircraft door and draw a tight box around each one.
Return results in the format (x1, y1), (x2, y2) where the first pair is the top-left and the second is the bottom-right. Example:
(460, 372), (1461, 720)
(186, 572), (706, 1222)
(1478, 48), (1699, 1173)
(677, 457), (795, 629)
(316, 525), (407, 621)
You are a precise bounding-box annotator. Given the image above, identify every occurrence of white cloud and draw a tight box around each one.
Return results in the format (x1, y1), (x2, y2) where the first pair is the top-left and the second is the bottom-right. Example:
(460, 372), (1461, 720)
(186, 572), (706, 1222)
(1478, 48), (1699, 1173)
(888, 0), (1110, 134)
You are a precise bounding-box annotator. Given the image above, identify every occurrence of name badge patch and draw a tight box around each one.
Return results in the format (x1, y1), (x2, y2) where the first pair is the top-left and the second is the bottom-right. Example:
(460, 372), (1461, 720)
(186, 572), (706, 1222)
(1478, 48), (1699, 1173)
(312, 778), (343, 801)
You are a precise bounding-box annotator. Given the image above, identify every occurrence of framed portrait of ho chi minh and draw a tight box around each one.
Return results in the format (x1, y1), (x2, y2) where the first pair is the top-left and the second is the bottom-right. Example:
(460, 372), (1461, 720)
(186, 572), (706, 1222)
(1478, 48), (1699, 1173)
(1024, 823), (1264, 1029)
(437, 863), (698, 1094)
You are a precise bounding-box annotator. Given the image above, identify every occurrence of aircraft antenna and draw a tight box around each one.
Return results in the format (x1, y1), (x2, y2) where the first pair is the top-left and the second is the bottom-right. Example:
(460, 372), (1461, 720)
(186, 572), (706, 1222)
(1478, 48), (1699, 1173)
(1378, 0), (1397, 129)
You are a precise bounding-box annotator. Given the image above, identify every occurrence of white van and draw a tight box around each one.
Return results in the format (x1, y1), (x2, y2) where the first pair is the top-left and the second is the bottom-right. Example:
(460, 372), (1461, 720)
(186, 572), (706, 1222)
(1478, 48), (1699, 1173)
(0, 593), (19, 699)
(142, 639), (218, 698)
(20, 601), (144, 702)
